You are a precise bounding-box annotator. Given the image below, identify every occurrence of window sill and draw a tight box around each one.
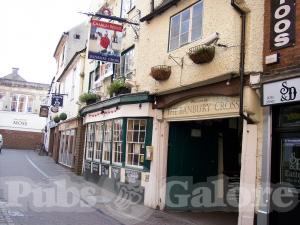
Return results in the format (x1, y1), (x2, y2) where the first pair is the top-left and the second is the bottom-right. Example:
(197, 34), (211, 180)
(125, 164), (144, 171)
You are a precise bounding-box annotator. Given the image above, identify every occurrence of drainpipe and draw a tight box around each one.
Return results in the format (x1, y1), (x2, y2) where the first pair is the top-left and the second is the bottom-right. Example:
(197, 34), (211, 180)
(151, 0), (155, 12)
(231, 0), (252, 124)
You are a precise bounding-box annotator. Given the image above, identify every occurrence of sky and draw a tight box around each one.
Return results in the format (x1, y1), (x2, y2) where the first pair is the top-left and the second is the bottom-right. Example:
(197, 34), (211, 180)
(0, 0), (92, 84)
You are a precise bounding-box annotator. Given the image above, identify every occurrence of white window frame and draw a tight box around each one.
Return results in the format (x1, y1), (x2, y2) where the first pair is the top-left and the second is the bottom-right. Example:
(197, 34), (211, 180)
(93, 122), (103, 163)
(102, 120), (112, 164)
(112, 119), (123, 166)
(169, 1), (203, 51)
(121, 0), (135, 18)
(85, 123), (95, 161)
(10, 94), (34, 113)
(125, 119), (147, 169)
(120, 48), (134, 78)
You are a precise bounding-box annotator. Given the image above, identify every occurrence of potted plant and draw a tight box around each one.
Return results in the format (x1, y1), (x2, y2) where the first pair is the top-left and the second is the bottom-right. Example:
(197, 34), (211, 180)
(107, 79), (131, 96)
(59, 112), (67, 121)
(187, 45), (215, 64)
(79, 93), (99, 105)
(53, 115), (60, 123)
(150, 65), (171, 81)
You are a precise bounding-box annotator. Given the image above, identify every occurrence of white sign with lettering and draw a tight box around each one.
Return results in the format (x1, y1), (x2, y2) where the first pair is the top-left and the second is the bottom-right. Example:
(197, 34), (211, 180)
(262, 77), (300, 106)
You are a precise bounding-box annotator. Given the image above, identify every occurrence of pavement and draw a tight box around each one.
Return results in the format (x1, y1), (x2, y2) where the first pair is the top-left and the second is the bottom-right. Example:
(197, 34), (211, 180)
(0, 149), (238, 225)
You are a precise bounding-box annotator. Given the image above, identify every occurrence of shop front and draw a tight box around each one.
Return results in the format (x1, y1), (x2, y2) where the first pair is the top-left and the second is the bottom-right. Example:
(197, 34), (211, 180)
(55, 118), (85, 174)
(261, 77), (300, 225)
(80, 93), (154, 203)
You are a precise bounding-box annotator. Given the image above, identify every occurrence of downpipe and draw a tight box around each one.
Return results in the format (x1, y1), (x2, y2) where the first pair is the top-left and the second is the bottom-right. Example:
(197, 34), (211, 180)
(231, 0), (253, 124)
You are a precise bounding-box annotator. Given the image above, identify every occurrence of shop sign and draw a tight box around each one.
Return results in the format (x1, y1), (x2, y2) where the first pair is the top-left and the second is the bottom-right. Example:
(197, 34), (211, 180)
(164, 96), (239, 120)
(281, 138), (300, 188)
(125, 169), (141, 185)
(262, 77), (300, 106)
(50, 106), (59, 113)
(101, 164), (109, 176)
(13, 119), (28, 127)
(271, 0), (296, 50)
(111, 167), (121, 181)
(92, 162), (100, 174)
(39, 106), (49, 117)
(51, 95), (64, 107)
(84, 161), (92, 172)
(88, 19), (123, 63)
(58, 120), (78, 131)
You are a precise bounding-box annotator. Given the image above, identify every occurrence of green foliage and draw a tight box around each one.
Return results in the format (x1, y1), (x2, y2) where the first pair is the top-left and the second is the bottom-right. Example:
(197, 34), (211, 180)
(107, 79), (127, 96)
(53, 115), (60, 123)
(79, 92), (99, 103)
(59, 112), (67, 121)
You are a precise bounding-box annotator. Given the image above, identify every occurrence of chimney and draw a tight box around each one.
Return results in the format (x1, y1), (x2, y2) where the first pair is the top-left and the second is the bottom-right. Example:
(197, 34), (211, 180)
(12, 67), (19, 75)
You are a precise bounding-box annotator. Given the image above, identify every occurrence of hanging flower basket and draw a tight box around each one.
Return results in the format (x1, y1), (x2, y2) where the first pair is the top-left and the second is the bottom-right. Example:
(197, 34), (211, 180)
(188, 45), (215, 64)
(150, 65), (171, 81)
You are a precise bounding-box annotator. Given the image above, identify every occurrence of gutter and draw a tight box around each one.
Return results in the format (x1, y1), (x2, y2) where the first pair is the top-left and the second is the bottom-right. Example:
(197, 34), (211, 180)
(231, 0), (253, 124)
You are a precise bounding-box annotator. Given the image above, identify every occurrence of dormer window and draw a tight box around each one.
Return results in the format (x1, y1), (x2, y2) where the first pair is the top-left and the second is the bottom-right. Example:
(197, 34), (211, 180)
(169, 1), (203, 51)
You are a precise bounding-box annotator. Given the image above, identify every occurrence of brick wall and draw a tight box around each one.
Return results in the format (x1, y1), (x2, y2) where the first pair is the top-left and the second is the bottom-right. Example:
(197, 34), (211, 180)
(0, 129), (43, 150)
(264, 0), (300, 75)
(72, 119), (86, 175)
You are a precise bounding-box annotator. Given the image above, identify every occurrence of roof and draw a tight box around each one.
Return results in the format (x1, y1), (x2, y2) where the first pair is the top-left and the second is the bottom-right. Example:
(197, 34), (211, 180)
(56, 48), (86, 82)
(2, 68), (26, 82)
(140, 0), (181, 22)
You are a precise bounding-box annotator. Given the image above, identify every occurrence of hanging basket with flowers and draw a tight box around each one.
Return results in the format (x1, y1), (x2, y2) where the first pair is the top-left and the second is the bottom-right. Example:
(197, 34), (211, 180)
(150, 65), (171, 81)
(187, 45), (215, 64)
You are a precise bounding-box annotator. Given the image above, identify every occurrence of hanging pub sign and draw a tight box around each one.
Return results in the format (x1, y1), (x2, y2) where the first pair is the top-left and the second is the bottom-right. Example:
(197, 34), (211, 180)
(262, 77), (300, 106)
(270, 0), (296, 50)
(39, 105), (49, 117)
(88, 19), (123, 63)
(51, 95), (64, 107)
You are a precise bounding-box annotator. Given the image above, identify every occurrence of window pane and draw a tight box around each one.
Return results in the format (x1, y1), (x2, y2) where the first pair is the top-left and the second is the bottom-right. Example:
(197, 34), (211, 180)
(180, 32), (189, 46)
(170, 15), (180, 51)
(191, 2), (203, 41)
(170, 37), (179, 51)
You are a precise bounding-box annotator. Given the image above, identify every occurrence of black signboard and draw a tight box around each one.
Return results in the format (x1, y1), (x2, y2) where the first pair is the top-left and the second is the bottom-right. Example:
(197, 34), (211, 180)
(281, 138), (300, 188)
(92, 162), (100, 175)
(85, 161), (91, 172)
(51, 95), (64, 107)
(111, 167), (121, 181)
(125, 169), (141, 185)
(270, 0), (296, 50)
(101, 164), (109, 176)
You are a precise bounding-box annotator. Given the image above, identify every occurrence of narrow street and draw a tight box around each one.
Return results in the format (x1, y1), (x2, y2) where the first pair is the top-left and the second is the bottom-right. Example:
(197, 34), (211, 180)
(0, 150), (237, 225)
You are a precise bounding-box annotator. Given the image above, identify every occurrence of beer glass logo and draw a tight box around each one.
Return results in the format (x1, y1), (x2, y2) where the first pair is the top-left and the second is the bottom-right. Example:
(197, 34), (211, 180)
(280, 81), (297, 102)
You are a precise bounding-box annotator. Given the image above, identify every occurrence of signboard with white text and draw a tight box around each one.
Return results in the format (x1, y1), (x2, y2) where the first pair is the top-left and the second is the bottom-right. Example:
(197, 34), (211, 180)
(270, 0), (296, 50)
(88, 19), (123, 63)
(262, 77), (300, 106)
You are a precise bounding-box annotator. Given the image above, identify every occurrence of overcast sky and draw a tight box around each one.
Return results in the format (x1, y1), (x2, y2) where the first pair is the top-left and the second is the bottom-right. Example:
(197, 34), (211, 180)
(0, 0), (92, 84)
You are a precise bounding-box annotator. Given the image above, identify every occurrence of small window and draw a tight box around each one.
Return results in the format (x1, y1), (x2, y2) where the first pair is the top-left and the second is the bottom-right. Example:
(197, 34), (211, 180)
(94, 122), (104, 162)
(169, 1), (203, 51)
(113, 119), (123, 165)
(121, 0), (135, 18)
(74, 34), (80, 39)
(126, 119), (147, 168)
(85, 124), (95, 160)
(102, 120), (112, 163)
(120, 47), (134, 78)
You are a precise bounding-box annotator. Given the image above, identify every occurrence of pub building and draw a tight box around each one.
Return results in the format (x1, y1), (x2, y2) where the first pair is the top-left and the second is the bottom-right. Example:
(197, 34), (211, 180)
(80, 92), (155, 198)
(257, 0), (300, 224)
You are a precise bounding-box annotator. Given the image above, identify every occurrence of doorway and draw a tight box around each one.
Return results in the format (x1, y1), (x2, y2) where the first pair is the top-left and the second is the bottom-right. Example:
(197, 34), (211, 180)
(166, 118), (242, 211)
(270, 104), (300, 225)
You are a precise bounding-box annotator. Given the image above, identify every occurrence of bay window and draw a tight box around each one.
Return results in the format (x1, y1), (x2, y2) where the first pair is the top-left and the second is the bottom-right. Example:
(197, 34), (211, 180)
(94, 122), (104, 162)
(169, 1), (203, 51)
